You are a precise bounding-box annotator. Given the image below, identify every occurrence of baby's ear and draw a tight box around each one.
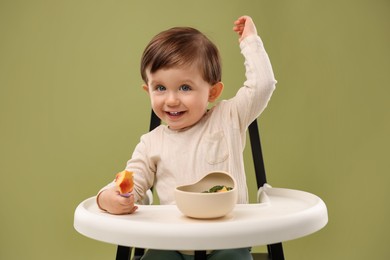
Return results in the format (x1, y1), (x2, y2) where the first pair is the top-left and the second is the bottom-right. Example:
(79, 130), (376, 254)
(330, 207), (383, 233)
(208, 82), (224, 102)
(142, 85), (149, 94)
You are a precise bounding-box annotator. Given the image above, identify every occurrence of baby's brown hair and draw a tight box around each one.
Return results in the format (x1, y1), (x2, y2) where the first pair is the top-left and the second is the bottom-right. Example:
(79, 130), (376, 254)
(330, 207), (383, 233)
(140, 27), (221, 85)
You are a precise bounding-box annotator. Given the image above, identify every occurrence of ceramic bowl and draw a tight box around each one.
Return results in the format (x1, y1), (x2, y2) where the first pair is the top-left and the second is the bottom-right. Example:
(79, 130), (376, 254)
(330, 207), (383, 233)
(174, 171), (238, 219)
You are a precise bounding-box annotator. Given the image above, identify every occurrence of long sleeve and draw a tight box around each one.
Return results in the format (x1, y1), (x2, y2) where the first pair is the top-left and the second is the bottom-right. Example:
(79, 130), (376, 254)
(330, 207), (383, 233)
(232, 34), (277, 130)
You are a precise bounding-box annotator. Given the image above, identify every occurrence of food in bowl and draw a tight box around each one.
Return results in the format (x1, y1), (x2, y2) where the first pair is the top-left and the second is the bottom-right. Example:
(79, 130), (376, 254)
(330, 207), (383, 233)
(203, 185), (233, 193)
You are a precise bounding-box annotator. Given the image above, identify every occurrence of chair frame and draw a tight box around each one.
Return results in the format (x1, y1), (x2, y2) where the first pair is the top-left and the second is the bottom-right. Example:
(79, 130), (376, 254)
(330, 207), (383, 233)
(115, 111), (285, 260)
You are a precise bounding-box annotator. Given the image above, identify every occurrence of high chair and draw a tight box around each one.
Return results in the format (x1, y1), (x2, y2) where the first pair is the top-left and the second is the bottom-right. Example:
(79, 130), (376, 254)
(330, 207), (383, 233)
(116, 110), (285, 260)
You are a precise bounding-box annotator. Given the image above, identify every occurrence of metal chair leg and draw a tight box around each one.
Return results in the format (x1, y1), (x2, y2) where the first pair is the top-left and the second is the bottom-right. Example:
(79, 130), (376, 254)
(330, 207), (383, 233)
(116, 245), (131, 260)
(133, 248), (145, 260)
(268, 243), (285, 260)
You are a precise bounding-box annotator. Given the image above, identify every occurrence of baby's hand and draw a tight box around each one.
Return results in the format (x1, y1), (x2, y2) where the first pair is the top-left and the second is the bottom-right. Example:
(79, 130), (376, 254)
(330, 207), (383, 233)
(233, 16), (258, 42)
(97, 186), (138, 215)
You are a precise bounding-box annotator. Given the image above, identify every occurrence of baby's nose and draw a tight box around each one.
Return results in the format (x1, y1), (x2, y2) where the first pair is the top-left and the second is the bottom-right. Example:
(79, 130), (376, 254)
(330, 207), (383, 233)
(166, 92), (180, 106)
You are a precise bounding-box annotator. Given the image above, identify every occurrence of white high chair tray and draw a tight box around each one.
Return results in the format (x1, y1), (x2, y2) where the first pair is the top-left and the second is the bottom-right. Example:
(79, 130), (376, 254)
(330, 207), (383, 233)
(74, 187), (327, 250)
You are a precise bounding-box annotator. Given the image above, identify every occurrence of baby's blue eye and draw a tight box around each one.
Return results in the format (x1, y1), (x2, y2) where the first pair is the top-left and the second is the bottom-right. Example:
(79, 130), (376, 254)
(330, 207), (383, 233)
(180, 84), (191, 91)
(156, 85), (166, 91)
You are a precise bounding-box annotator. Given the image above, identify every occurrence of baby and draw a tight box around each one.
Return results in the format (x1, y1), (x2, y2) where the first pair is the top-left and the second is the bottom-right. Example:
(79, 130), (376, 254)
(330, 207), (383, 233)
(98, 16), (276, 259)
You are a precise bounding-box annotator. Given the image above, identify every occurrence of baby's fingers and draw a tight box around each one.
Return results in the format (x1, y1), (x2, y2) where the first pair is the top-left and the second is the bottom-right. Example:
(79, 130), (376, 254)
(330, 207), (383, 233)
(233, 15), (257, 41)
(129, 205), (138, 214)
(118, 194), (138, 214)
(233, 18), (244, 30)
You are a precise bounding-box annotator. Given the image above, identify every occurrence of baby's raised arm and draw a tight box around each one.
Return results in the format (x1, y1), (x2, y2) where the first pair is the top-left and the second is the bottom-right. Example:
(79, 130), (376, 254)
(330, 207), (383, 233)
(230, 15), (276, 129)
(233, 15), (258, 42)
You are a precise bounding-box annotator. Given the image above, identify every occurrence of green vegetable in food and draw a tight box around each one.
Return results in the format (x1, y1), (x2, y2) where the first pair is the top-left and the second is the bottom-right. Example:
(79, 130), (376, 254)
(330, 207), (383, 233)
(203, 185), (233, 193)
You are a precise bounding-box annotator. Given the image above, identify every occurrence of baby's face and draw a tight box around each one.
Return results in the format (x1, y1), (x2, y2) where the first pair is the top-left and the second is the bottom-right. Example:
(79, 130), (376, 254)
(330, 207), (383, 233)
(143, 65), (213, 130)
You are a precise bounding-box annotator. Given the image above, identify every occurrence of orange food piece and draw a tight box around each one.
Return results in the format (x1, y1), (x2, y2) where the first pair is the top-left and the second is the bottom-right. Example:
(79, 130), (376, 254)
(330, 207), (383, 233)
(115, 170), (134, 194)
(217, 186), (228, 192)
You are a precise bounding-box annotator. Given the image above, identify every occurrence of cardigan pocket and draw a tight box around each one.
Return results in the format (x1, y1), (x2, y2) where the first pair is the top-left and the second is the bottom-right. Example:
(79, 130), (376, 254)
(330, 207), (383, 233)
(203, 131), (229, 164)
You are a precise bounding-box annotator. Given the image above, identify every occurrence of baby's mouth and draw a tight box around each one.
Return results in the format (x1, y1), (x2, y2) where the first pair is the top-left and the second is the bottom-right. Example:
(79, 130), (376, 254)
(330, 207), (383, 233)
(166, 111), (184, 116)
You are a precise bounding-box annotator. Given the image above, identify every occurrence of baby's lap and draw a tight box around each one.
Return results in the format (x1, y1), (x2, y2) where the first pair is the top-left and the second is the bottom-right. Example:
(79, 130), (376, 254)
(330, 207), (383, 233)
(141, 248), (252, 260)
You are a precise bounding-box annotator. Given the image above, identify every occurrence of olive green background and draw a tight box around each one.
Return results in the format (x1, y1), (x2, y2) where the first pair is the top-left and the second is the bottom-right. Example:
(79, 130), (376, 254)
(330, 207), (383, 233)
(1, 0), (389, 259)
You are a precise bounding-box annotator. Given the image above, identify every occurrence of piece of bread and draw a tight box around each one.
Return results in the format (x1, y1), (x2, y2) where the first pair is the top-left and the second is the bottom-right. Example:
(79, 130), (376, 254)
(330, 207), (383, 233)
(115, 170), (134, 194)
